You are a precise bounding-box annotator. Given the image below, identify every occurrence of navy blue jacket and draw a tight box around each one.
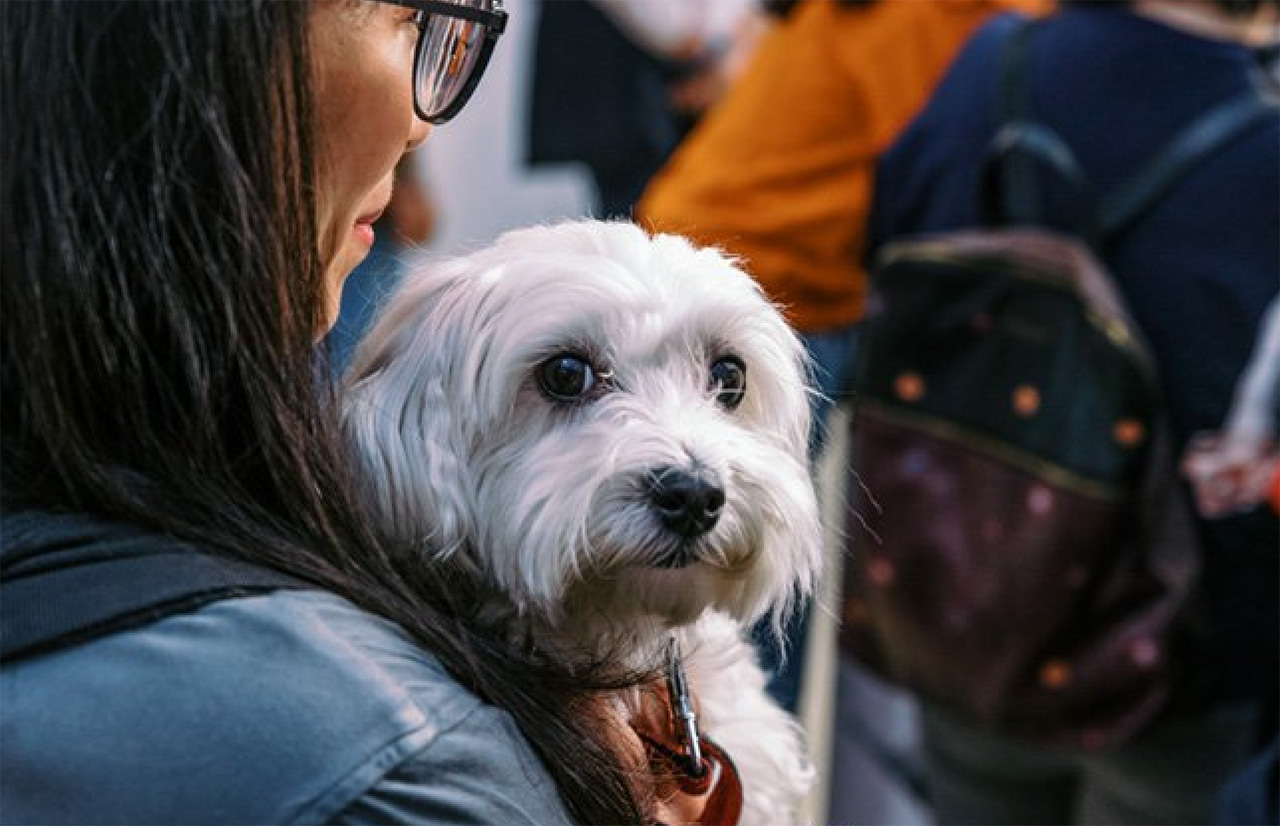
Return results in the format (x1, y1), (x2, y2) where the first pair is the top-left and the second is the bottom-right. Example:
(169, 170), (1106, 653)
(868, 5), (1279, 704)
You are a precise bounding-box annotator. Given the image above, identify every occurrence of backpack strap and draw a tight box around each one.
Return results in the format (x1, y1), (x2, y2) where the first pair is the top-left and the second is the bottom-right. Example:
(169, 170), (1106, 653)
(983, 18), (1092, 231)
(996, 15), (1037, 125)
(1, 516), (310, 664)
(985, 17), (1278, 245)
(1098, 92), (1280, 243)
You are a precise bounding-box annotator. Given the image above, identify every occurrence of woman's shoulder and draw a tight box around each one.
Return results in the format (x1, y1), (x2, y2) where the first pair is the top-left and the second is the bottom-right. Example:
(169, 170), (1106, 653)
(1, 588), (570, 824)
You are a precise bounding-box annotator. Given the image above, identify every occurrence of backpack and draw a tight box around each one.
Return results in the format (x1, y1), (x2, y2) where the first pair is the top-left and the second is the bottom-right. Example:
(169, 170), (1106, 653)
(839, 19), (1278, 750)
(0, 511), (308, 664)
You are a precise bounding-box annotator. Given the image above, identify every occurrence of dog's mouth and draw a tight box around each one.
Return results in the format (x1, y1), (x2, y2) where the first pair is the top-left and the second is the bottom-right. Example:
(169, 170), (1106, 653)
(650, 541), (704, 570)
(642, 534), (761, 574)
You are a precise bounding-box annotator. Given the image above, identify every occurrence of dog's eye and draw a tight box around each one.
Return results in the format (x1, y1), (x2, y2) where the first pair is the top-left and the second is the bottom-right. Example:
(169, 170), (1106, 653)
(537, 354), (596, 401)
(710, 356), (747, 411)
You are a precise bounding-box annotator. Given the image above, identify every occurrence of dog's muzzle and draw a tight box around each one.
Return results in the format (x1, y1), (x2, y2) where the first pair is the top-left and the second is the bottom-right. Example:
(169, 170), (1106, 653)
(647, 466), (725, 567)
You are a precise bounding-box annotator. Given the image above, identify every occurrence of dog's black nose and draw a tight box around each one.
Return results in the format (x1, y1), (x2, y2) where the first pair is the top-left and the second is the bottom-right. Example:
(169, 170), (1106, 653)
(648, 466), (725, 539)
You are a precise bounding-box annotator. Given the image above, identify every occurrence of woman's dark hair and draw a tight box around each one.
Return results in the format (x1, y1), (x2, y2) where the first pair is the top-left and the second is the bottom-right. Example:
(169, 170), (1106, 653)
(0, 2), (645, 822)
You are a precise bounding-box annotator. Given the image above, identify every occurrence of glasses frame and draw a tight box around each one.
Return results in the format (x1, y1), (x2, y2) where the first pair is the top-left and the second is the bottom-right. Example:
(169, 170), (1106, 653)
(378, 0), (508, 124)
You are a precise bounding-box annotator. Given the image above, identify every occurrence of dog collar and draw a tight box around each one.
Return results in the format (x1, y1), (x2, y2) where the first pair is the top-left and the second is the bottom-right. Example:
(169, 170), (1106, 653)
(635, 636), (744, 826)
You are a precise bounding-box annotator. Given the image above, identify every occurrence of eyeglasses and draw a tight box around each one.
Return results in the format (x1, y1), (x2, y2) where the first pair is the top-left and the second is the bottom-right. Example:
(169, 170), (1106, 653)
(378, 0), (507, 124)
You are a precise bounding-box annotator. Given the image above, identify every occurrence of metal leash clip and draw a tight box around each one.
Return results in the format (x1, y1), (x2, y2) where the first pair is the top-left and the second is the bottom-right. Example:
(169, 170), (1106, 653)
(665, 635), (705, 777)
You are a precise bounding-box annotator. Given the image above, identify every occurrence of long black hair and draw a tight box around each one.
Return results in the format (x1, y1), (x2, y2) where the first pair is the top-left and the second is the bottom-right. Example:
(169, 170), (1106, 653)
(0, 2), (646, 822)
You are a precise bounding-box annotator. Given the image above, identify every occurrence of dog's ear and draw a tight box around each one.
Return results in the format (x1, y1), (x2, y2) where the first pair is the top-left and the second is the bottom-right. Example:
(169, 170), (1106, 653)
(647, 232), (816, 464)
(709, 254), (816, 465)
(340, 262), (481, 564)
(749, 309), (815, 462)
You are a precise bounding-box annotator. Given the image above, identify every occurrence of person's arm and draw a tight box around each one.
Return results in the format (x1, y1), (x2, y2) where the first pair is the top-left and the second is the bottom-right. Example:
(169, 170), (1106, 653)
(1223, 295), (1280, 446)
(1182, 296), (1280, 518)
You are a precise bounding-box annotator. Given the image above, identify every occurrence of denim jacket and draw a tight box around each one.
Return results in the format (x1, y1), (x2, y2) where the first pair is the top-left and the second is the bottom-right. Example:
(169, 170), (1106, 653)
(0, 513), (574, 825)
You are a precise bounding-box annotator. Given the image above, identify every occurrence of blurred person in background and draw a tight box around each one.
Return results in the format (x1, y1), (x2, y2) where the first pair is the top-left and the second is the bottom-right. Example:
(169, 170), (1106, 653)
(863, 1), (1279, 822)
(1183, 293), (1280, 826)
(527, 0), (765, 218)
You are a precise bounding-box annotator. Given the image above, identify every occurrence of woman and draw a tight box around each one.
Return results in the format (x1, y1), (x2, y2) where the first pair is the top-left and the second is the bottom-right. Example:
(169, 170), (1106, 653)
(0, 2), (648, 822)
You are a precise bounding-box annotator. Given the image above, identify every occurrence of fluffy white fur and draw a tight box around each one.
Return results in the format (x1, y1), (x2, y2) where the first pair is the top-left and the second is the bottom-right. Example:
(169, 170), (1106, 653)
(341, 220), (822, 824)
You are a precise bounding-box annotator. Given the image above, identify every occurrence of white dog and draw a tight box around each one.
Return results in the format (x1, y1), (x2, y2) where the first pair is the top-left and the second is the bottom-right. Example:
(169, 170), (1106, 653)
(341, 220), (822, 824)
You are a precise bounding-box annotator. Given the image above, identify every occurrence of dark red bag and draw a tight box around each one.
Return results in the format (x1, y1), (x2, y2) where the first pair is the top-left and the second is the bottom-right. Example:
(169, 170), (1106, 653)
(841, 230), (1199, 750)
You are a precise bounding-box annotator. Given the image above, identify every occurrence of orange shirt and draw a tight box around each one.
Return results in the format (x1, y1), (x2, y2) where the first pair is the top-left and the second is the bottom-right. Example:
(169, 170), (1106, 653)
(637, 0), (1049, 332)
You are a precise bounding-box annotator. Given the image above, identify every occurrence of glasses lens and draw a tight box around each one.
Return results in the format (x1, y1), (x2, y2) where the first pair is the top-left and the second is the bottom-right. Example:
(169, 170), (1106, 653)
(416, 11), (488, 121)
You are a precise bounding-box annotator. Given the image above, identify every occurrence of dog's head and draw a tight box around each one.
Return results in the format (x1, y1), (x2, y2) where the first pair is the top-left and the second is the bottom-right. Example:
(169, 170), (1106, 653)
(343, 220), (821, 641)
